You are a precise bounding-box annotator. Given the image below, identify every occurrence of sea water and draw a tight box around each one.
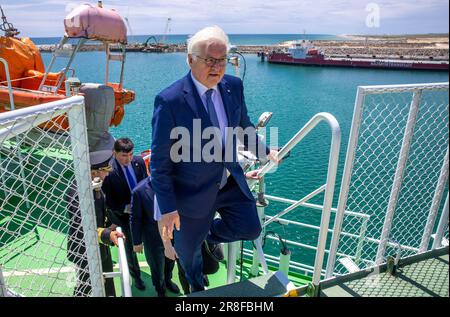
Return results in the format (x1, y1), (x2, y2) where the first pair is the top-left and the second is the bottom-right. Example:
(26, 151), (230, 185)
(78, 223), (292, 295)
(41, 39), (448, 269)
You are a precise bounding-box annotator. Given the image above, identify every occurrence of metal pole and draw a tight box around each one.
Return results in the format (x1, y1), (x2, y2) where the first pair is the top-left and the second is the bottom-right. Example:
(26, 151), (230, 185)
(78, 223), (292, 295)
(420, 148), (449, 252)
(312, 115), (341, 286)
(105, 43), (110, 85)
(0, 58), (14, 200)
(252, 113), (340, 184)
(326, 86), (366, 278)
(118, 45), (126, 90)
(0, 58), (15, 110)
(38, 36), (68, 91)
(253, 237), (269, 274)
(355, 216), (369, 265)
(432, 194), (449, 249)
(375, 90), (422, 265)
(116, 227), (132, 297)
(53, 39), (85, 92)
(67, 99), (105, 297)
(226, 241), (238, 284)
(251, 176), (267, 275)
(0, 265), (6, 297)
(0, 58), (30, 209)
(264, 185), (326, 227)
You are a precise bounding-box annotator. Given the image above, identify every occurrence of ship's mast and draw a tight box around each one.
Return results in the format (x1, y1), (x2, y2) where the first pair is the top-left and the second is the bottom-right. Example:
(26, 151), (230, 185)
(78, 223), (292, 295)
(0, 6), (20, 37)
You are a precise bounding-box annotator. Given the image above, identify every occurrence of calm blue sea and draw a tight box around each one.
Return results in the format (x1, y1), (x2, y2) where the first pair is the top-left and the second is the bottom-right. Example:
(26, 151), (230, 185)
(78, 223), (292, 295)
(40, 36), (448, 268)
(32, 34), (342, 45)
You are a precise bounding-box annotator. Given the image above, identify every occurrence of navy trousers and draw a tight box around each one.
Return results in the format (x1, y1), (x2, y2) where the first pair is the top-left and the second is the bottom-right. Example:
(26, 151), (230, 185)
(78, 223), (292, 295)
(174, 176), (261, 292)
(142, 219), (175, 293)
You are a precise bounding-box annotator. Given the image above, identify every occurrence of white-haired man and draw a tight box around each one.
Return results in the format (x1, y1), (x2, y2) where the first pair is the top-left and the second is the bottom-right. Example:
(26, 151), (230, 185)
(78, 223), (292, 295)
(150, 25), (279, 292)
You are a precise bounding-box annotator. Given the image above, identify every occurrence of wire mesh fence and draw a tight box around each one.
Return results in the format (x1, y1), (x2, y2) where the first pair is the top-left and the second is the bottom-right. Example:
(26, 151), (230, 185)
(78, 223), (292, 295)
(332, 83), (449, 275)
(0, 97), (104, 297)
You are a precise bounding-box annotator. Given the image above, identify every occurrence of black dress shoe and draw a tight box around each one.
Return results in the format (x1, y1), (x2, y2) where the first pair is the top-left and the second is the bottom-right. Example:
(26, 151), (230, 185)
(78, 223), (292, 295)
(205, 241), (224, 262)
(203, 275), (210, 287)
(165, 280), (180, 294)
(134, 278), (146, 290)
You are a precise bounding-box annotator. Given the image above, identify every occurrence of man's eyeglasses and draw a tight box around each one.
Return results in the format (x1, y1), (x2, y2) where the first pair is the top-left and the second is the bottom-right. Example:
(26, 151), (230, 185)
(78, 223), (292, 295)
(96, 164), (113, 172)
(194, 55), (228, 67)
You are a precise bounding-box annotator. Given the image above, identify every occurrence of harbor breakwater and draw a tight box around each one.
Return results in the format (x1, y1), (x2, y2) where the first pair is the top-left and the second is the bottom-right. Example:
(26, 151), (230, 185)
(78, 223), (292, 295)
(38, 34), (449, 62)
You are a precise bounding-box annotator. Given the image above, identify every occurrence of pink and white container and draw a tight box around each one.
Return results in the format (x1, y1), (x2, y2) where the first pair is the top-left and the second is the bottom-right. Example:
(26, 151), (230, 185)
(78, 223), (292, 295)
(64, 3), (127, 44)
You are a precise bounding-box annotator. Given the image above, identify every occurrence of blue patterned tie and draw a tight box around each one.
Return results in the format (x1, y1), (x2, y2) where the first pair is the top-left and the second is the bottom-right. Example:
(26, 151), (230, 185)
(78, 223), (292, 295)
(124, 165), (137, 191)
(205, 89), (227, 189)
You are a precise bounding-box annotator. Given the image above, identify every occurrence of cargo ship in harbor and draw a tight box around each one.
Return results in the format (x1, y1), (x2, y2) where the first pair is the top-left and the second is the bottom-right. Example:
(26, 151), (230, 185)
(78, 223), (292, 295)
(268, 40), (449, 71)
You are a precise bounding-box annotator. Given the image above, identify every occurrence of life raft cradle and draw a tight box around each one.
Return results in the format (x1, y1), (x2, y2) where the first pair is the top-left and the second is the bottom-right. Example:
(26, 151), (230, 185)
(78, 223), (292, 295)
(38, 35), (132, 126)
(0, 41), (132, 127)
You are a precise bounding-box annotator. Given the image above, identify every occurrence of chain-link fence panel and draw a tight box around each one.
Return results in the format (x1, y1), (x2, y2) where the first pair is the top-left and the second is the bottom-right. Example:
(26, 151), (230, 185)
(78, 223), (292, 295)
(331, 83), (449, 275)
(0, 96), (104, 297)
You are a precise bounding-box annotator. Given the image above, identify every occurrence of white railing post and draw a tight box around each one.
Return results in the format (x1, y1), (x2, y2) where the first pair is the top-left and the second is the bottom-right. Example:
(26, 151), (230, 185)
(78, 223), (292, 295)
(116, 227), (132, 297)
(312, 115), (341, 286)
(432, 194), (449, 249)
(0, 58), (15, 110)
(375, 89), (422, 264)
(253, 237), (269, 275)
(67, 99), (105, 297)
(325, 87), (366, 278)
(355, 216), (369, 265)
(0, 265), (6, 297)
(248, 112), (341, 284)
(226, 242), (238, 284)
(420, 147), (449, 252)
(0, 58), (31, 209)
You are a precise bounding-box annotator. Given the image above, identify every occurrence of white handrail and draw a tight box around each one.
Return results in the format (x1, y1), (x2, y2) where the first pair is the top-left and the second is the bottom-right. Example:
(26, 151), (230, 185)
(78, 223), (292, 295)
(116, 227), (132, 297)
(254, 112), (341, 287)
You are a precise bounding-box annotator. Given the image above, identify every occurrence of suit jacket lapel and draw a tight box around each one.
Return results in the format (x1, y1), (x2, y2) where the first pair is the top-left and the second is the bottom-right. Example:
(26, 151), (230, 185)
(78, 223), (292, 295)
(183, 72), (212, 127)
(113, 158), (130, 192)
(131, 158), (141, 182)
(218, 78), (238, 127)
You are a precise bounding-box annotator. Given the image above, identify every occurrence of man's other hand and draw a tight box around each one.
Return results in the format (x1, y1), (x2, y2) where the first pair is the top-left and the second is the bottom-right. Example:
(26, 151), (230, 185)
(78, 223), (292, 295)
(164, 244), (178, 261)
(133, 244), (144, 253)
(110, 230), (125, 247)
(160, 211), (180, 242)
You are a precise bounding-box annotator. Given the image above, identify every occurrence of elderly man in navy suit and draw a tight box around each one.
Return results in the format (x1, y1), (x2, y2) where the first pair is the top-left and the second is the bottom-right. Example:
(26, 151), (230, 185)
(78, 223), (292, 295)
(102, 138), (147, 290)
(150, 25), (279, 292)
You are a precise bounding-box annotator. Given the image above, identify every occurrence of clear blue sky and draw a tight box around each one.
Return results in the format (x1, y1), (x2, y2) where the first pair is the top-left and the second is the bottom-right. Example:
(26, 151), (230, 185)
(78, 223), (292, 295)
(1, 0), (449, 37)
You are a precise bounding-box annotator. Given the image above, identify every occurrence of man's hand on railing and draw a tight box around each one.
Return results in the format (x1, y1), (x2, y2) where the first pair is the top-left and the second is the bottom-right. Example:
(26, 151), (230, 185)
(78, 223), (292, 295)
(133, 244), (143, 253)
(110, 230), (125, 247)
(245, 169), (262, 180)
(267, 149), (281, 164)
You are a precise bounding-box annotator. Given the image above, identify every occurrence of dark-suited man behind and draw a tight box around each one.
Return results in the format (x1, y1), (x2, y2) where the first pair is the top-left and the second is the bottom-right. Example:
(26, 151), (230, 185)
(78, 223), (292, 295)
(130, 177), (180, 297)
(102, 138), (147, 290)
(150, 25), (280, 292)
(66, 150), (124, 297)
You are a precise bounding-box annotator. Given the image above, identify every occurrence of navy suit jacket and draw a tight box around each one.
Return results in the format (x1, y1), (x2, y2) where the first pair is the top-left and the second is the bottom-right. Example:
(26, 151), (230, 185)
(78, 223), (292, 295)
(102, 156), (148, 212)
(129, 177), (158, 246)
(150, 72), (269, 219)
